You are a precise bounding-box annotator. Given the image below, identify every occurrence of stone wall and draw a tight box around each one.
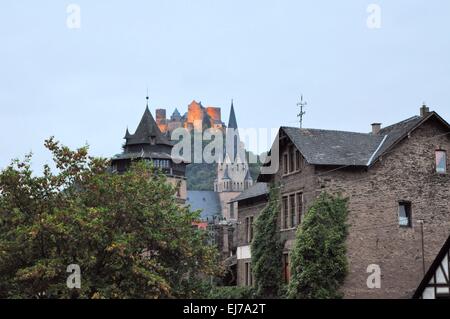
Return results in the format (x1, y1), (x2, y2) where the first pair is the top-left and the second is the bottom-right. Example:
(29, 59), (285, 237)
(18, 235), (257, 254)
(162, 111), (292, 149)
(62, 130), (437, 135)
(316, 117), (450, 298)
(235, 197), (267, 286)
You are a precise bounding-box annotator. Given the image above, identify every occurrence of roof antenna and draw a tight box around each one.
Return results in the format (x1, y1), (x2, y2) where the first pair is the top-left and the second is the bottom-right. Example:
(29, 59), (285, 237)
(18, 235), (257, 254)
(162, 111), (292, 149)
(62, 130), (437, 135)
(297, 94), (307, 128)
(146, 88), (149, 107)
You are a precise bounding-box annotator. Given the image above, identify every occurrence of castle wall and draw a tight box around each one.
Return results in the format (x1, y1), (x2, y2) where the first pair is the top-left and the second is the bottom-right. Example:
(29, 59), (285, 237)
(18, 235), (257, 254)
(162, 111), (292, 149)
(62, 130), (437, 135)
(206, 107), (221, 122)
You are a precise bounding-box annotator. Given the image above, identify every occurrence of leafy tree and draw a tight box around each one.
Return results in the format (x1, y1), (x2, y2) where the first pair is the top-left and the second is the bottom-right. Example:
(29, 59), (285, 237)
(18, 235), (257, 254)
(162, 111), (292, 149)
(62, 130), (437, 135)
(288, 192), (349, 299)
(251, 184), (282, 298)
(208, 286), (256, 299)
(0, 137), (221, 299)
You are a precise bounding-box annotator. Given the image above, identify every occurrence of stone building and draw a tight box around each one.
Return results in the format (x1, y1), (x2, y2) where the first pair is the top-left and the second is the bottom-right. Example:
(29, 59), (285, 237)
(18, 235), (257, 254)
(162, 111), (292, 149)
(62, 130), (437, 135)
(235, 105), (450, 298)
(155, 100), (225, 134)
(214, 102), (254, 221)
(230, 183), (269, 286)
(111, 97), (188, 203)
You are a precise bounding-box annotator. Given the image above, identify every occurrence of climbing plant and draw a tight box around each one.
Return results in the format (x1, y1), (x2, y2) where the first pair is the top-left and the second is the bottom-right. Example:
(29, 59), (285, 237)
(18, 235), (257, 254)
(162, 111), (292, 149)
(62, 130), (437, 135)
(288, 192), (349, 299)
(251, 184), (283, 298)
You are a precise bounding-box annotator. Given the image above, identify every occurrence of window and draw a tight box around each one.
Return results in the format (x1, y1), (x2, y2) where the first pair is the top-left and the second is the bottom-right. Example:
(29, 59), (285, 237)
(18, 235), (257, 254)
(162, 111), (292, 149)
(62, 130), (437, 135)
(297, 193), (303, 225)
(245, 262), (253, 286)
(398, 201), (412, 227)
(245, 216), (254, 243)
(282, 197), (289, 229)
(230, 203), (235, 219)
(436, 150), (447, 174)
(283, 153), (288, 175)
(295, 150), (302, 171)
(289, 194), (296, 228)
(283, 253), (290, 283)
(249, 216), (254, 242)
(289, 147), (295, 173)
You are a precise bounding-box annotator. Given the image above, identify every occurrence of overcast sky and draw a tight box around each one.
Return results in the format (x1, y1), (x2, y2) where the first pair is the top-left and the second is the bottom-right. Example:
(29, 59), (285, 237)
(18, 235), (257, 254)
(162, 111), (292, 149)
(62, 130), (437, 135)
(1, 1), (449, 172)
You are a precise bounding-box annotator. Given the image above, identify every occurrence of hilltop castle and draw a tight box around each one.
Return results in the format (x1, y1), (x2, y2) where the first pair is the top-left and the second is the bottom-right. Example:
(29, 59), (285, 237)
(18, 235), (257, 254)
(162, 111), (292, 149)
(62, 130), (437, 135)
(155, 100), (226, 134)
(112, 97), (254, 222)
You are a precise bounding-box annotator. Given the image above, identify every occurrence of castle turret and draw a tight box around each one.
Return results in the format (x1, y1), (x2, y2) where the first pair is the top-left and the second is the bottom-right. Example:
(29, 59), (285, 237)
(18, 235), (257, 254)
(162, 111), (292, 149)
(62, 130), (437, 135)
(111, 97), (188, 203)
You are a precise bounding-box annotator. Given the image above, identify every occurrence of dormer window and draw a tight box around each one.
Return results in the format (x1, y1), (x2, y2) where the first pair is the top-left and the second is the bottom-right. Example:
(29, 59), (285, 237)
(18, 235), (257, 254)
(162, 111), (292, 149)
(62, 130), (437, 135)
(436, 150), (447, 174)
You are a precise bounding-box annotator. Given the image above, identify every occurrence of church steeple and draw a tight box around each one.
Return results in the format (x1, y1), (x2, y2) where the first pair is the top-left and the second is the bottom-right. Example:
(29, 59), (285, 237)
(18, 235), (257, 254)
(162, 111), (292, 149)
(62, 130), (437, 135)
(228, 99), (238, 129)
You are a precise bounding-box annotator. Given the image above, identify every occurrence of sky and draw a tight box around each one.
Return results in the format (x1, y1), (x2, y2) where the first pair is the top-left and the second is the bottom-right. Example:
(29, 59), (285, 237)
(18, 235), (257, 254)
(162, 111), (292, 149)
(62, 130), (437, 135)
(1, 1), (450, 172)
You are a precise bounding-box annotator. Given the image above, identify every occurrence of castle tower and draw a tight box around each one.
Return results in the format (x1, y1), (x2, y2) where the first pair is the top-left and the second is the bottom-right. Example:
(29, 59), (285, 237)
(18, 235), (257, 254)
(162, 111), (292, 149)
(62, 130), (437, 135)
(215, 100), (253, 220)
(111, 97), (188, 203)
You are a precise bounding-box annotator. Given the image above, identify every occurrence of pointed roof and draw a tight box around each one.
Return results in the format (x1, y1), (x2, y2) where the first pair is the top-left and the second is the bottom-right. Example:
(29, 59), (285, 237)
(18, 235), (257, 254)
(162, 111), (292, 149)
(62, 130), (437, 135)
(123, 127), (131, 139)
(125, 105), (172, 146)
(222, 167), (231, 180)
(172, 108), (181, 117)
(228, 100), (238, 129)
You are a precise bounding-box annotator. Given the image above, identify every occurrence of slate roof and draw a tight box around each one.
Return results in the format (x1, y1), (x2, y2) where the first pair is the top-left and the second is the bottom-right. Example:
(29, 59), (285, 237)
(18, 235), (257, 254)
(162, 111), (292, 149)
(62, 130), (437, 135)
(187, 191), (222, 220)
(280, 112), (450, 167)
(112, 151), (183, 161)
(228, 101), (238, 129)
(125, 106), (172, 146)
(282, 127), (384, 166)
(370, 116), (423, 161)
(229, 183), (269, 203)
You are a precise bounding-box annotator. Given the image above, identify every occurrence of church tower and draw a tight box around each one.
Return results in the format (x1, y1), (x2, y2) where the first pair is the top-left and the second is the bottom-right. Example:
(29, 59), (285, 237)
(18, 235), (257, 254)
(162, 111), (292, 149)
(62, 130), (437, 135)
(214, 101), (253, 220)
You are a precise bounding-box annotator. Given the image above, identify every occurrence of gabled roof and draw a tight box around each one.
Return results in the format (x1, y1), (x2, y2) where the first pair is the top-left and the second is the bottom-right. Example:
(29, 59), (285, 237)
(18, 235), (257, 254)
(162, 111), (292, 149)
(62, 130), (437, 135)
(413, 233), (450, 299)
(125, 106), (172, 146)
(282, 127), (385, 166)
(370, 112), (450, 164)
(187, 191), (222, 220)
(280, 111), (450, 168)
(229, 183), (269, 203)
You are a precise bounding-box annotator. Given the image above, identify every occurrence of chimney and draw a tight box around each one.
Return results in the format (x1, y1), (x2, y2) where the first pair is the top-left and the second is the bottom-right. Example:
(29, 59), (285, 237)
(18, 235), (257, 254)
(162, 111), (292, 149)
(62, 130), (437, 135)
(371, 123), (381, 135)
(420, 103), (430, 117)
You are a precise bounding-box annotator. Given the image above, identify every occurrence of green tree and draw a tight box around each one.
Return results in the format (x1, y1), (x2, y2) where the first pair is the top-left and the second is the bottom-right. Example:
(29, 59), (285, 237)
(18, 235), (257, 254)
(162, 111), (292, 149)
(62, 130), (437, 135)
(0, 137), (221, 299)
(288, 192), (349, 299)
(251, 184), (282, 298)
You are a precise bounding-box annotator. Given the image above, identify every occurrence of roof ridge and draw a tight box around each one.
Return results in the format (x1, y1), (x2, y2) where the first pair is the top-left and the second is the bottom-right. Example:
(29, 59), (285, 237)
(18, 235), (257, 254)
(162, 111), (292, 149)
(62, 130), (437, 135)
(380, 115), (421, 131)
(282, 126), (374, 136)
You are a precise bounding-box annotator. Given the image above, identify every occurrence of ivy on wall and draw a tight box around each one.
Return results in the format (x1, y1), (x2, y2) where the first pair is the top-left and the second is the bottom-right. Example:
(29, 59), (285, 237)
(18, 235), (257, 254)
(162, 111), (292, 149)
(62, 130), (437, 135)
(251, 184), (283, 298)
(288, 192), (349, 299)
